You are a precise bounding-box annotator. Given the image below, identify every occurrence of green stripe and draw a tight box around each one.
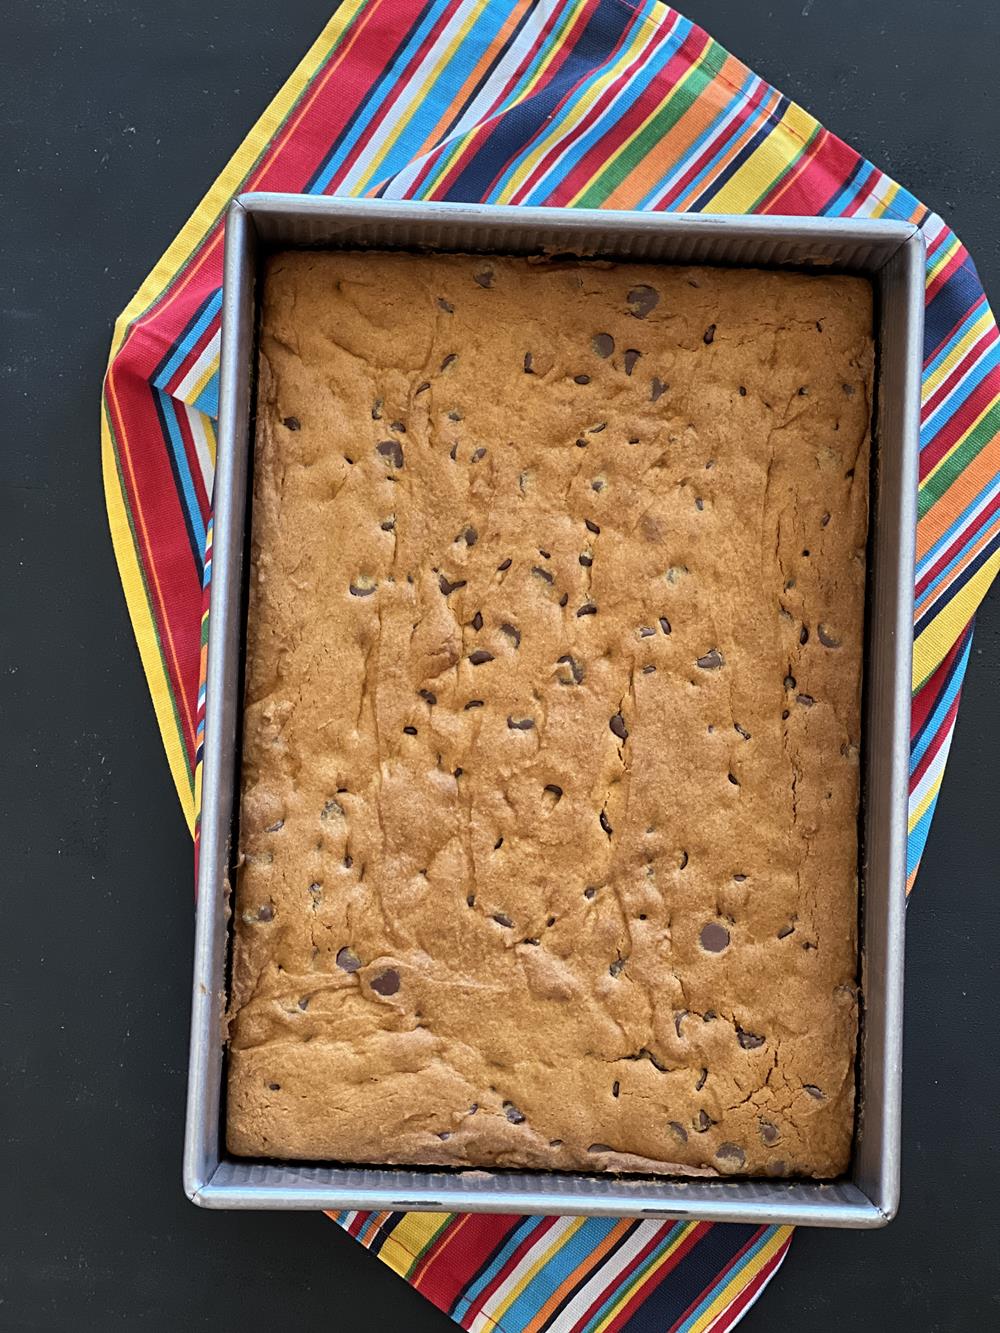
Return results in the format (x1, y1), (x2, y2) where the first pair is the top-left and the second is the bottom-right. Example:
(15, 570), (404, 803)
(744, 120), (821, 213)
(918, 397), (1000, 518)
(404, 1214), (457, 1277)
(106, 400), (195, 790)
(572, 37), (723, 209)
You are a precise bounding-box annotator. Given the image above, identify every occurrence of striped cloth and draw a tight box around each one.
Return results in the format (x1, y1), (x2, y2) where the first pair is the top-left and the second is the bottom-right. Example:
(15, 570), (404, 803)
(100, 1), (1000, 1327)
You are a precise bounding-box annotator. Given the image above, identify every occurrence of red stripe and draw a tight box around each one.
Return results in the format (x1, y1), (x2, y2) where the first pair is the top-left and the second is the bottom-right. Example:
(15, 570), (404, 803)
(418, 1214), (533, 1321)
(919, 369), (1000, 478)
(841, 161), (882, 217)
(922, 317), (996, 419)
(707, 1233), (792, 1332)
(658, 79), (775, 212)
(664, 1227), (770, 1333)
(601, 1223), (712, 1333)
(916, 489), (1000, 600)
(909, 626), (968, 737)
(926, 239), (970, 304)
(910, 690), (961, 790)
(562, 1222), (686, 1333)
(759, 128), (861, 216)
(459, 1216), (563, 1323)
(924, 292), (986, 369)
(162, 316), (218, 399)
(172, 399), (211, 522)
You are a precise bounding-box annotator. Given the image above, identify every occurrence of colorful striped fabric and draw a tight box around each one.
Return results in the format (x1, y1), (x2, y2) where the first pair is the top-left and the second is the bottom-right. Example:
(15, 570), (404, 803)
(100, 0), (1000, 1326)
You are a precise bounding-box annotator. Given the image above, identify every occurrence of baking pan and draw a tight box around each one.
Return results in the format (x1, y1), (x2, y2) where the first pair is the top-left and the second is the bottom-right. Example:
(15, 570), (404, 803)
(184, 195), (923, 1227)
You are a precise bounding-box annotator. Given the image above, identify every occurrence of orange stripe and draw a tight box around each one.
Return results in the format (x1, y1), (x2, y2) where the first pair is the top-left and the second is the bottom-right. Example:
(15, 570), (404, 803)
(916, 443), (1000, 560)
(521, 1218), (636, 1333)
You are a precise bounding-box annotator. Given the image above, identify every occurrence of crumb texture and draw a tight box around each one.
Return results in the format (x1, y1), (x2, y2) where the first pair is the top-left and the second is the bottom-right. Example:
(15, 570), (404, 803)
(227, 251), (872, 1179)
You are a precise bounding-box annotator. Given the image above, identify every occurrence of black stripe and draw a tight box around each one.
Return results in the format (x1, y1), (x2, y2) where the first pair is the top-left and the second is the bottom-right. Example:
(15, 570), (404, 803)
(367, 1212), (407, 1257)
(149, 288), (217, 388)
(689, 95), (791, 211)
(446, 1216), (533, 1317)
(914, 526), (1000, 640)
(911, 618), (973, 751)
(619, 1224), (765, 1332)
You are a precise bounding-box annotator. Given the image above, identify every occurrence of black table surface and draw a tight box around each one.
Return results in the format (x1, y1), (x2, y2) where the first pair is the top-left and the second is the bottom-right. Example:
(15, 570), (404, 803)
(4, 2), (999, 1328)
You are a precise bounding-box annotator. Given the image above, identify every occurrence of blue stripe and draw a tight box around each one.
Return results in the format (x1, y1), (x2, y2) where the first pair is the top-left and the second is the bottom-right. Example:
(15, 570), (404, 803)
(155, 388), (206, 563)
(448, 0), (650, 204)
(307, 0), (451, 195)
(924, 258), (981, 361)
(822, 156), (874, 217)
(910, 629), (972, 772)
(917, 472), (1000, 579)
(192, 373), (219, 421)
(152, 288), (222, 392)
(923, 289), (985, 378)
(914, 506), (1000, 616)
(673, 1226), (777, 1331)
(920, 335), (1000, 446)
(689, 95), (792, 211)
(908, 790), (940, 878)
(914, 527), (1000, 640)
(496, 1217), (626, 1331)
(450, 1217), (548, 1321)
(619, 1225), (765, 1332)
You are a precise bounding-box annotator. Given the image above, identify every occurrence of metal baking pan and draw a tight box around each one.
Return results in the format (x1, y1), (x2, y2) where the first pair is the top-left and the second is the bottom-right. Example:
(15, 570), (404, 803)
(184, 194), (923, 1227)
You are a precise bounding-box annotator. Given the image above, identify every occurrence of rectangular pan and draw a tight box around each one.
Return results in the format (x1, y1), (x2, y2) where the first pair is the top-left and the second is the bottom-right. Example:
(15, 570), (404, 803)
(185, 194), (923, 1227)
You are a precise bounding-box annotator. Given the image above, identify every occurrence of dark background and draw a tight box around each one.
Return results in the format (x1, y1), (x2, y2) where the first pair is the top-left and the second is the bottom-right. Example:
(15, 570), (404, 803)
(3, 1), (998, 1328)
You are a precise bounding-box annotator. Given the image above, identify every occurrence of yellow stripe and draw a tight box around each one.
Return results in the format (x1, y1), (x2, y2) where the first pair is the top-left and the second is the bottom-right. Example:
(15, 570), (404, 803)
(353, 0), (493, 197)
(186, 353), (221, 410)
(920, 394), (998, 493)
(489, 1217), (589, 1323)
(497, 7), (654, 203)
(375, 1212), (452, 1278)
(909, 769), (944, 834)
(913, 547), (1000, 690)
(593, 1222), (700, 1331)
(926, 234), (961, 286)
(922, 309), (992, 401)
(706, 101), (817, 214)
(685, 1227), (792, 1332)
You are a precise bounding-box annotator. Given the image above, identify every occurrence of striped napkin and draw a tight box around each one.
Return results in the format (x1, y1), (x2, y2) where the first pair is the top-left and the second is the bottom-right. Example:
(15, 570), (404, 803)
(101, 2), (1000, 1328)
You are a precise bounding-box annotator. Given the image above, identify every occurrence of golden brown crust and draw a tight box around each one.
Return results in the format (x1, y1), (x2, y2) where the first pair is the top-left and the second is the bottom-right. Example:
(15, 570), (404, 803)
(226, 251), (872, 1178)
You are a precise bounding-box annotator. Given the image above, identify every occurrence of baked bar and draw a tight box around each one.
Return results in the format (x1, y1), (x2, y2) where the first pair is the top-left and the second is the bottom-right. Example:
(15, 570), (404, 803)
(227, 250), (872, 1178)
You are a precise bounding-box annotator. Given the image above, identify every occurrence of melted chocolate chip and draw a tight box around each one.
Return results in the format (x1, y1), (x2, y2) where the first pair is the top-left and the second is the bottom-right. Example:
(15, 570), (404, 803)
(703, 323), (716, 345)
(557, 654), (584, 685)
(737, 1028), (766, 1050)
(267, 1082), (281, 1091)
(803, 1084), (825, 1100)
(376, 439), (404, 468)
(760, 1120), (781, 1146)
(471, 610), (484, 632)
(694, 1109), (713, 1132)
(579, 552), (593, 567)
(574, 374), (591, 385)
(734, 722), (751, 740)
(493, 913), (514, 928)
(627, 284), (659, 318)
(473, 268), (494, 288)
(696, 648), (724, 669)
(818, 623), (842, 648)
(591, 332), (615, 358)
(532, 564), (554, 584)
(507, 716), (535, 731)
(599, 809), (613, 837)
(500, 622), (521, 647)
(440, 353), (458, 371)
(439, 574), (467, 595)
(471, 447), (487, 462)
(523, 353), (534, 373)
(349, 579), (376, 597)
(465, 699), (484, 710)
(403, 726), (418, 736)
(609, 713), (628, 741)
(255, 904), (273, 922)
(716, 1143), (746, 1168)
(576, 603), (597, 617)
(469, 650), (494, 666)
(336, 946), (361, 973)
(699, 921), (730, 952)
(464, 526), (478, 546)
(609, 956), (626, 977)
(371, 969), (400, 996)
(650, 377), (667, 402)
(437, 296), (454, 313)
(282, 415), (301, 431)
(419, 689), (437, 705)
(639, 625), (655, 637)
(503, 1101), (525, 1123)
(623, 348), (641, 376)
(612, 1080), (620, 1098)
(669, 1120), (688, 1143)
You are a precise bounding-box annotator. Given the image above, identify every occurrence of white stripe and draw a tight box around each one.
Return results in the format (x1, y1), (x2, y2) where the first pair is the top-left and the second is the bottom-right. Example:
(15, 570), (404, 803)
(909, 717), (957, 817)
(470, 1215), (581, 1333)
(174, 327), (220, 404)
(381, 0), (560, 198)
(916, 472), (1000, 579)
(922, 322), (995, 428)
(545, 1220), (670, 1332)
(702, 1239), (790, 1331)
(183, 401), (215, 499)
(338, 0), (486, 197)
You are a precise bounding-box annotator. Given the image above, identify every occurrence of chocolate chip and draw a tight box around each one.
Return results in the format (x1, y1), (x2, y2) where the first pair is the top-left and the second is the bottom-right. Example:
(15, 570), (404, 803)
(376, 439), (404, 468)
(737, 1028), (766, 1050)
(265, 819), (284, 833)
(507, 716), (534, 730)
(441, 353), (458, 371)
(821, 512), (831, 527)
(800, 624), (810, 645)
(469, 650), (494, 666)
(695, 497), (704, 511)
(282, 415), (301, 431)
(679, 850), (689, 869)
(449, 443), (458, 461)
(639, 625), (655, 637)
(466, 893), (476, 907)
(579, 552), (593, 567)
(674, 1010), (687, 1038)
(591, 332), (615, 358)
(734, 722), (751, 740)
(497, 557), (512, 571)
(612, 1080), (620, 1098)
(447, 409), (463, 422)
(695, 1067), (708, 1090)
(267, 1082), (281, 1091)
(538, 548), (551, 560)
(733, 873), (747, 882)
(471, 447), (487, 462)
(784, 675), (796, 690)
(760, 1120), (781, 1145)
(818, 624), (842, 648)
(576, 603), (597, 617)
(699, 921), (730, 952)
(669, 1121), (688, 1143)
(627, 284), (659, 318)
(797, 694), (816, 708)
(557, 654), (584, 685)
(403, 726), (418, 736)
(543, 784), (563, 805)
(609, 956), (625, 977)
(336, 946), (362, 973)
(503, 1101), (525, 1123)
(738, 386), (747, 397)
(588, 1143), (613, 1154)
(694, 1109), (713, 1132)
(452, 769), (462, 779)
(599, 809), (613, 837)
(703, 324), (716, 345)
(416, 381), (431, 395)
(585, 519), (601, 537)
(493, 913), (514, 928)
(471, 610), (484, 632)
(650, 377), (667, 402)
(390, 421), (406, 433)
(696, 648), (724, 669)
(499, 622), (521, 647)
(658, 616), (672, 636)
(343, 855), (353, 869)
(609, 713), (628, 741)
(716, 1143), (746, 1167)
(777, 923), (795, 939)
(642, 664), (656, 674)
(623, 348), (641, 376)
(439, 574), (467, 595)
(559, 593), (568, 607)
(380, 516), (396, 532)
(549, 1138), (563, 1148)
(473, 268), (493, 288)
(349, 578), (376, 597)
(465, 699), (484, 710)
(728, 773), (739, 786)
(803, 1084), (825, 1100)
(321, 798), (344, 819)
(588, 421), (606, 433)
(463, 526), (478, 546)
(574, 374), (591, 384)
(523, 353), (534, 373)
(436, 1131), (451, 1141)
(591, 478), (605, 492)
(255, 904), (273, 922)
(767, 1160), (788, 1177)
(532, 565), (554, 583)
(438, 296), (454, 313)
(371, 969), (400, 996)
